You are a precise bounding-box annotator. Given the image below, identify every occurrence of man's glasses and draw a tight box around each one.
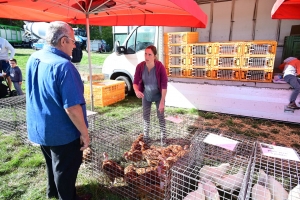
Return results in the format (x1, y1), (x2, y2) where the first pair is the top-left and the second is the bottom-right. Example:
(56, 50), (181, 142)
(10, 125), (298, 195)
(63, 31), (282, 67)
(62, 36), (76, 44)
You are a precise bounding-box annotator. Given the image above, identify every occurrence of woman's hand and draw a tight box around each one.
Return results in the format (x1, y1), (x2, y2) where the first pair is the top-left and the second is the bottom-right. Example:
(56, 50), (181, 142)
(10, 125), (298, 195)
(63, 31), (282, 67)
(158, 101), (165, 113)
(135, 90), (144, 98)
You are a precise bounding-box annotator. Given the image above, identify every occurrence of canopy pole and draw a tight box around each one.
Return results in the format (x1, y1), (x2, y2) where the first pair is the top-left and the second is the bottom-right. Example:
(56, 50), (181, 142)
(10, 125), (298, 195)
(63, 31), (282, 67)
(86, 14), (94, 111)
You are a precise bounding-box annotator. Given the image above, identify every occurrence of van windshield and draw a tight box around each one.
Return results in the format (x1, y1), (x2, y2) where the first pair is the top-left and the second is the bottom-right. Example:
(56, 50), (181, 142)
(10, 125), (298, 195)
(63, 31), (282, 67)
(126, 26), (156, 54)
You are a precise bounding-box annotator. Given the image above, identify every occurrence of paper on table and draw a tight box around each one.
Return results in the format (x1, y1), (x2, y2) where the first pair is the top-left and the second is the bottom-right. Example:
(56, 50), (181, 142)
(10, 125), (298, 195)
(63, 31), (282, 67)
(203, 133), (239, 151)
(260, 143), (300, 161)
(165, 116), (183, 124)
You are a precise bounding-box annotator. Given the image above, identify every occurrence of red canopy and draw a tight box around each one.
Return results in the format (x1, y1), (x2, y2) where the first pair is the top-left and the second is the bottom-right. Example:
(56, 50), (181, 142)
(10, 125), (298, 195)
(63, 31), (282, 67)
(271, 0), (300, 19)
(0, 0), (207, 28)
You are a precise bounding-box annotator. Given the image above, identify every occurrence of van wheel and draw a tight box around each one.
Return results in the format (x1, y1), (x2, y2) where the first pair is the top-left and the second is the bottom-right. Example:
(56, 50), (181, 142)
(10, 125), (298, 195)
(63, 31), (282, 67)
(115, 76), (132, 96)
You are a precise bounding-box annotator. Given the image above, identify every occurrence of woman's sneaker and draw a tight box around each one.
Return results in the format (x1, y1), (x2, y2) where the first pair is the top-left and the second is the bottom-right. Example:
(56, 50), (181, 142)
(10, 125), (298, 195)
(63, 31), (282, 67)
(287, 102), (300, 109)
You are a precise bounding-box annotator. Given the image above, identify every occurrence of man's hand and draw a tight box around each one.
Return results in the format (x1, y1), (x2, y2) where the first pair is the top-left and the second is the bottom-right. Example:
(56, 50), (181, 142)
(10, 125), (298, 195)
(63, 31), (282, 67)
(80, 134), (90, 151)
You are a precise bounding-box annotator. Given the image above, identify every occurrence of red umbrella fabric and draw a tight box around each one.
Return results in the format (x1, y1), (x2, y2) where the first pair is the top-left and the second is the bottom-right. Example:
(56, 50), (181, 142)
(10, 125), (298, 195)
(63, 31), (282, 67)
(0, 0), (207, 28)
(272, 0), (300, 19)
(0, 0), (207, 110)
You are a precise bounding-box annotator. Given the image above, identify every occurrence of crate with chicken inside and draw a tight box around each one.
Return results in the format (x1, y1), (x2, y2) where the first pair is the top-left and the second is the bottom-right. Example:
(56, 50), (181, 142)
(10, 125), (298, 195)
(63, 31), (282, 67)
(83, 107), (203, 200)
(169, 129), (255, 200)
(245, 142), (300, 200)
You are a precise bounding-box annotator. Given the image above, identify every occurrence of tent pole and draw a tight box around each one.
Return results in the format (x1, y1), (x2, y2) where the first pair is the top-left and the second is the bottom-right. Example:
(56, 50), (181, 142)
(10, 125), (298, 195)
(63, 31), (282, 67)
(86, 14), (94, 111)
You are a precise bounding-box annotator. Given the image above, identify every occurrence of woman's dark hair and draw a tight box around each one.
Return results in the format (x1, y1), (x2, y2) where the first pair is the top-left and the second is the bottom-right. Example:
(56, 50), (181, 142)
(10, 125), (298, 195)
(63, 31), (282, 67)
(145, 45), (157, 56)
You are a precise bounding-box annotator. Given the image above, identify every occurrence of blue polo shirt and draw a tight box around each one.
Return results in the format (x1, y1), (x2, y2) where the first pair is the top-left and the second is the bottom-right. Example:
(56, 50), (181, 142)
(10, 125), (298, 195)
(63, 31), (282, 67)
(26, 45), (88, 146)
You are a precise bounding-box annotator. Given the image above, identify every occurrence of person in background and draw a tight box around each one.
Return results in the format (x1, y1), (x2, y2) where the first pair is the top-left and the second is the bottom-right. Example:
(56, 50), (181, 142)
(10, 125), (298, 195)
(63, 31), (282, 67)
(26, 21), (90, 200)
(9, 59), (23, 95)
(283, 56), (300, 109)
(0, 37), (14, 90)
(133, 45), (168, 146)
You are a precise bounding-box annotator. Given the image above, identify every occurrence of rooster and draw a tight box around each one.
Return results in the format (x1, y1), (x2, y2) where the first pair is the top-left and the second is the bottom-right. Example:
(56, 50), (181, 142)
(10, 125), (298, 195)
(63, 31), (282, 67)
(102, 152), (124, 185)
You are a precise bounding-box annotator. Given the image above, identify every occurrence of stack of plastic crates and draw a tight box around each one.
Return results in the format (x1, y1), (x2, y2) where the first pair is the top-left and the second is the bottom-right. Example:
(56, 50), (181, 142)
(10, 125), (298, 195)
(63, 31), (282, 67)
(208, 42), (243, 81)
(83, 107), (203, 200)
(188, 43), (215, 79)
(164, 32), (198, 78)
(169, 129), (255, 200)
(84, 80), (125, 107)
(245, 141), (300, 200)
(240, 41), (277, 82)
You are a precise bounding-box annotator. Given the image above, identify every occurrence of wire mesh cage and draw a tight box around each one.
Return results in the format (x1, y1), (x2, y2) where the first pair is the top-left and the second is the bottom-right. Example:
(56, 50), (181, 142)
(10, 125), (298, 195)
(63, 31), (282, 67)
(0, 95), (26, 134)
(84, 107), (203, 200)
(170, 129), (255, 200)
(245, 142), (300, 200)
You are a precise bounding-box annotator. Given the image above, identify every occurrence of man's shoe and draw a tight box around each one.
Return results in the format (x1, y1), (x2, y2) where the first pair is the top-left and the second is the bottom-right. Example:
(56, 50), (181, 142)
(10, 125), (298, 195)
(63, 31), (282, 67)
(287, 102), (300, 109)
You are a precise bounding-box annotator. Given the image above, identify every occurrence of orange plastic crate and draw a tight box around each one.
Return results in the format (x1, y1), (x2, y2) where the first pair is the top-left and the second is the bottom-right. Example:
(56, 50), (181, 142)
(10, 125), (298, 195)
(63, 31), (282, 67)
(192, 68), (210, 78)
(165, 55), (189, 67)
(164, 44), (189, 55)
(84, 80), (125, 107)
(188, 43), (216, 55)
(189, 56), (213, 68)
(164, 32), (199, 44)
(243, 41), (277, 56)
(240, 69), (273, 82)
(241, 56), (275, 69)
(211, 56), (241, 69)
(208, 69), (240, 80)
(215, 42), (244, 56)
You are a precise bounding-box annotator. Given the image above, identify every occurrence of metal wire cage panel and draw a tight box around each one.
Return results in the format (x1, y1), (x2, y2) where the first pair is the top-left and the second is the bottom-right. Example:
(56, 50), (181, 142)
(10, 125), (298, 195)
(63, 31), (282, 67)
(243, 41), (277, 56)
(164, 44), (189, 55)
(84, 108), (203, 200)
(240, 69), (273, 82)
(208, 69), (240, 80)
(245, 142), (300, 200)
(211, 56), (242, 69)
(241, 56), (275, 69)
(190, 56), (213, 68)
(0, 95), (26, 133)
(164, 32), (199, 45)
(170, 130), (255, 200)
(215, 42), (244, 56)
(189, 43), (216, 55)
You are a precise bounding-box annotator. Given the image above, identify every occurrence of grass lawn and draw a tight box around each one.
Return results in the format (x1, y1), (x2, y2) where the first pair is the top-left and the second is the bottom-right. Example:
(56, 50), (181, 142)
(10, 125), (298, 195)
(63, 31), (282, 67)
(1, 48), (300, 199)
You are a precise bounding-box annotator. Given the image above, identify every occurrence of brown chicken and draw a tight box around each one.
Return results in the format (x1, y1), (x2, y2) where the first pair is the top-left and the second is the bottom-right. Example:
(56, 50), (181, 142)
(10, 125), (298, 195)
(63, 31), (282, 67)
(136, 165), (162, 185)
(123, 134), (146, 162)
(176, 145), (190, 158)
(139, 141), (162, 166)
(102, 152), (124, 185)
(124, 164), (139, 187)
(161, 145), (183, 157)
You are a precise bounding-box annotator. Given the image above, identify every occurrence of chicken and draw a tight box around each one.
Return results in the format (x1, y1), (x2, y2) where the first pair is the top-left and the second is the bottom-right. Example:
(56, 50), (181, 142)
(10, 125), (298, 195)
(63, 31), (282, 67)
(124, 150), (143, 162)
(82, 147), (92, 163)
(136, 165), (162, 185)
(268, 174), (289, 200)
(213, 168), (244, 192)
(199, 163), (231, 182)
(183, 182), (205, 200)
(139, 141), (163, 166)
(203, 180), (220, 200)
(124, 164), (139, 187)
(251, 184), (271, 200)
(176, 145), (190, 158)
(288, 184), (300, 200)
(102, 152), (124, 185)
(130, 134), (145, 151)
(161, 145), (183, 157)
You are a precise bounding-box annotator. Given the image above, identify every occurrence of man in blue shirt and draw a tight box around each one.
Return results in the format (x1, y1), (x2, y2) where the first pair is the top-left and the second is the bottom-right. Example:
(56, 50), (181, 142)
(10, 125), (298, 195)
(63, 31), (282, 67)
(26, 21), (90, 200)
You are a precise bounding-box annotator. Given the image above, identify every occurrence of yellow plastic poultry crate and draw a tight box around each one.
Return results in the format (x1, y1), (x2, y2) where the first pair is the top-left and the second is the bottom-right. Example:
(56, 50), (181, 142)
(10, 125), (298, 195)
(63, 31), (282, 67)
(164, 44), (189, 55)
(84, 80), (125, 107)
(211, 56), (242, 69)
(165, 55), (190, 68)
(191, 68), (210, 78)
(189, 55), (213, 68)
(188, 43), (217, 55)
(240, 69), (273, 82)
(215, 42), (244, 56)
(208, 68), (240, 80)
(164, 32), (199, 44)
(243, 40), (277, 56)
(241, 56), (275, 69)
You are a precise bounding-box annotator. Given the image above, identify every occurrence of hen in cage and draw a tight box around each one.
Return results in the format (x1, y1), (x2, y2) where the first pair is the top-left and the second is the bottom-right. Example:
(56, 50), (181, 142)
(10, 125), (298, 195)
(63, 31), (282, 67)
(123, 134), (145, 162)
(139, 141), (164, 166)
(124, 164), (139, 187)
(102, 152), (124, 185)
